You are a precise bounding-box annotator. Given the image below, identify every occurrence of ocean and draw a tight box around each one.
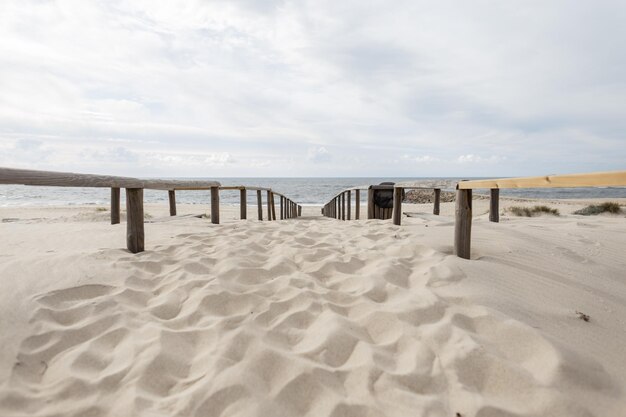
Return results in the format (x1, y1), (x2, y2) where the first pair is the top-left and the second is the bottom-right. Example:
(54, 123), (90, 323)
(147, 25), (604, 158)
(1, 177), (626, 207)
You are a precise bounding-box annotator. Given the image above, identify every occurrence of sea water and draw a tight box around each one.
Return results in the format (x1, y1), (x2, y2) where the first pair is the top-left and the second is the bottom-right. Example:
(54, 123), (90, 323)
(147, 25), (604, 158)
(1, 177), (626, 207)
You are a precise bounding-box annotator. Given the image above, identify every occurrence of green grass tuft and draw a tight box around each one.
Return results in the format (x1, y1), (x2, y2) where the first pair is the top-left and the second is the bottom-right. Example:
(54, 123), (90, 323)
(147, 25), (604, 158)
(574, 202), (622, 216)
(95, 207), (108, 212)
(509, 205), (559, 217)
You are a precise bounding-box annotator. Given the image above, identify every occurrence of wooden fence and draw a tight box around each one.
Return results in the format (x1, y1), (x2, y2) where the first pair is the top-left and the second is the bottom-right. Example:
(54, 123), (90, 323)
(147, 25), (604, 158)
(320, 171), (626, 260)
(0, 167), (302, 254)
(321, 183), (447, 223)
(453, 170), (626, 259)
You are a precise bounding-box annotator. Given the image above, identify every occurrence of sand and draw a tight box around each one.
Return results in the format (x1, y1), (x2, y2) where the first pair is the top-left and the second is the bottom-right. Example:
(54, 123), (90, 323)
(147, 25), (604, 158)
(0, 199), (625, 417)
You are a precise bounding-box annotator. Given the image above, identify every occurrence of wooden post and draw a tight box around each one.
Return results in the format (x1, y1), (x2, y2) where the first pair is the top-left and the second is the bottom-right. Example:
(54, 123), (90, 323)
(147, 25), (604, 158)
(489, 189), (500, 223)
(392, 187), (403, 225)
(271, 193), (277, 220)
(433, 189), (440, 215)
(210, 186), (220, 224)
(168, 190), (176, 216)
(111, 187), (120, 225)
(347, 190), (351, 220)
(454, 188), (472, 259)
(125, 188), (144, 253)
(367, 188), (375, 219)
(280, 196), (284, 220)
(355, 189), (360, 220)
(298, 205), (302, 217)
(336, 198), (340, 219)
(240, 188), (247, 220)
(266, 191), (272, 221)
(257, 190), (263, 220)
(341, 193), (346, 220)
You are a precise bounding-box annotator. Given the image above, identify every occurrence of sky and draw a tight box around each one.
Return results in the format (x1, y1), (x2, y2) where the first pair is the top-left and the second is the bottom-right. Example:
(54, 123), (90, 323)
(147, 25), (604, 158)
(0, 0), (625, 177)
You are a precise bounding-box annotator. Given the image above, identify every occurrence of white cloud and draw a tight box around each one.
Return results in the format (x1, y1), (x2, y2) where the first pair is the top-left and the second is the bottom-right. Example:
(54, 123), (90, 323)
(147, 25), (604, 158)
(457, 154), (505, 164)
(403, 155), (440, 164)
(0, 0), (624, 176)
(306, 146), (331, 163)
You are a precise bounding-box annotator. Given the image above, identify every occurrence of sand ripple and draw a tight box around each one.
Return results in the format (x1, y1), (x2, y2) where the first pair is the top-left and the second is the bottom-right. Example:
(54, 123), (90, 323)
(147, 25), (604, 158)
(0, 219), (618, 416)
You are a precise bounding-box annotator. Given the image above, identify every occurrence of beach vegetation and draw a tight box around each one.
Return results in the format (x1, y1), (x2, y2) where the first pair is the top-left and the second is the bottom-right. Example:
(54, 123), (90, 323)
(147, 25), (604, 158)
(508, 205), (559, 217)
(573, 202), (622, 215)
(95, 207), (108, 212)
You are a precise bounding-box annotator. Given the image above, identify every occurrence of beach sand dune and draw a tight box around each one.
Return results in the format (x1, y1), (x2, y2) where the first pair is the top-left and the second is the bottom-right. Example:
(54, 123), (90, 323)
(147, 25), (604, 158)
(0, 203), (625, 416)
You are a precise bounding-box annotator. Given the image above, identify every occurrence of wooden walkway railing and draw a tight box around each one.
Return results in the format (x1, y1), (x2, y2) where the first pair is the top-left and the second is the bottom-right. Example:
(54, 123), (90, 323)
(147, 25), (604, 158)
(0, 167), (302, 254)
(321, 182), (449, 223)
(320, 171), (625, 260)
(453, 170), (626, 259)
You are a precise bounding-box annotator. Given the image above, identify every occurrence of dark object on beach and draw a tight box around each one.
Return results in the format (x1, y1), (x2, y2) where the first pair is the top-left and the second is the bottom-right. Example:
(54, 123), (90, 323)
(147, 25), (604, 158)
(576, 311), (590, 322)
(456, 413), (463, 417)
(574, 202), (622, 216)
(373, 182), (402, 209)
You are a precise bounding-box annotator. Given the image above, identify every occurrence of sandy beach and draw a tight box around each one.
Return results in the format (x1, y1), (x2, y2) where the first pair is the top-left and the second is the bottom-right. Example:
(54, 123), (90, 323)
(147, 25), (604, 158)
(0, 198), (625, 417)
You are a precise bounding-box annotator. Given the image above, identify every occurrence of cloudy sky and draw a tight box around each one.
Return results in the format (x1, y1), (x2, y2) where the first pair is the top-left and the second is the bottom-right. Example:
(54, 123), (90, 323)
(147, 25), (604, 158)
(0, 0), (625, 177)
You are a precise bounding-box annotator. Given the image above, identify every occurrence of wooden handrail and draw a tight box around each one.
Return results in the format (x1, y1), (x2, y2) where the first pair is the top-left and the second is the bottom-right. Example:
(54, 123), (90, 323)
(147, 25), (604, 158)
(0, 167), (220, 190)
(1, 167), (303, 254)
(219, 185), (271, 191)
(453, 170), (626, 259)
(457, 170), (626, 189)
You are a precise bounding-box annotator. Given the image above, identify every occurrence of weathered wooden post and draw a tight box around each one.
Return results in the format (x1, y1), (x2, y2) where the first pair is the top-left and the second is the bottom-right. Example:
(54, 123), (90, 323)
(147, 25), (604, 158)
(257, 190), (263, 220)
(125, 188), (144, 253)
(240, 188), (247, 220)
(347, 190), (351, 220)
(298, 205), (302, 217)
(266, 190), (272, 221)
(111, 187), (120, 224)
(355, 189), (360, 220)
(489, 189), (500, 223)
(392, 187), (403, 226)
(336, 197), (340, 219)
(433, 189), (440, 215)
(210, 186), (220, 224)
(271, 193), (277, 220)
(454, 187), (472, 259)
(341, 192), (346, 220)
(367, 188), (375, 219)
(168, 190), (176, 216)
(280, 196), (284, 220)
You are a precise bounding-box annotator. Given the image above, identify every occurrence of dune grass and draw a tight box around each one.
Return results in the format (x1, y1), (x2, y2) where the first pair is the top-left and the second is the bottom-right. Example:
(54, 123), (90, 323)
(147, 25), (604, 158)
(95, 207), (108, 212)
(574, 202), (622, 216)
(509, 205), (559, 217)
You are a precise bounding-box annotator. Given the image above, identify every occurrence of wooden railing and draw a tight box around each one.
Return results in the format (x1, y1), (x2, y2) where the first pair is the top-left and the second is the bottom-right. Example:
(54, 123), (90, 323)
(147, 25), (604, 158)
(0, 167), (302, 254)
(453, 170), (626, 259)
(321, 186), (364, 220)
(321, 182), (450, 223)
(320, 172), (625, 260)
